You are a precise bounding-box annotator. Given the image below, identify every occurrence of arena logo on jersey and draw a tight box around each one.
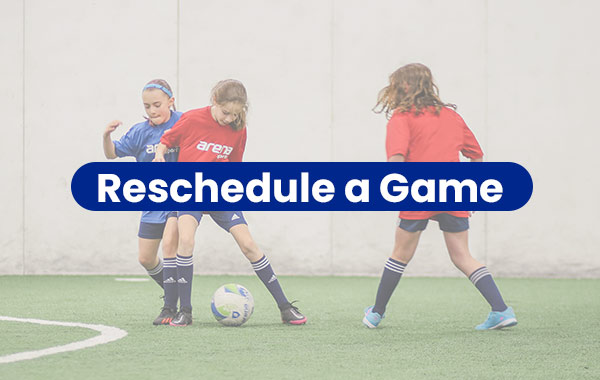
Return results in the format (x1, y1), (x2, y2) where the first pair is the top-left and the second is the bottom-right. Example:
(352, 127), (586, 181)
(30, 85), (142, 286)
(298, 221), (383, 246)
(196, 141), (233, 159)
(71, 162), (533, 211)
(146, 144), (179, 155)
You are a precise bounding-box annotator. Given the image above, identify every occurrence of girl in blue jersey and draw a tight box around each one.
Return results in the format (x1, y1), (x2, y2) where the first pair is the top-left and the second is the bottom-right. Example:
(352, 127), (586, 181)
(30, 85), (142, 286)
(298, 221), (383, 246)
(102, 79), (182, 325)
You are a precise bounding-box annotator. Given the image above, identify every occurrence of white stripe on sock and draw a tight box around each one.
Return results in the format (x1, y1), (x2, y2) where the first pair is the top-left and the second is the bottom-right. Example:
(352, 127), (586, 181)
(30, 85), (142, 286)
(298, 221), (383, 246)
(176, 256), (194, 266)
(147, 259), (163, 275)
(252, 257), (270, 271)
(385, 259), (406, 274)
(470, 268), (491, 285)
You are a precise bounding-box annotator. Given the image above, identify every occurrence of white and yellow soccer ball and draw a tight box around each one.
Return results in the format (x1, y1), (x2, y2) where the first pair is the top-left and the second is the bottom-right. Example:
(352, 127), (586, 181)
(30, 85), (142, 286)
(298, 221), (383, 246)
(211, 283), (255, 326)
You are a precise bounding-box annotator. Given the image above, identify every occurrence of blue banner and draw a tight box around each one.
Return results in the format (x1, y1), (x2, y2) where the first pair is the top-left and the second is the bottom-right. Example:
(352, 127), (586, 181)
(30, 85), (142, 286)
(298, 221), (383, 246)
(71, 162), (532, 211)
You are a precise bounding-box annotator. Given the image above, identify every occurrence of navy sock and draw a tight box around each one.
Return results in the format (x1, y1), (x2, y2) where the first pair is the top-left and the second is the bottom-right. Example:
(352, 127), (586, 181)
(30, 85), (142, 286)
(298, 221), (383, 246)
(469, 266), (508, 312)
(373, 258), (406, 315)
(251, 255), (289, 308)
(146, 258), (164, 289)
(162, 258), (178, 310)
(176, 255), (194, 311)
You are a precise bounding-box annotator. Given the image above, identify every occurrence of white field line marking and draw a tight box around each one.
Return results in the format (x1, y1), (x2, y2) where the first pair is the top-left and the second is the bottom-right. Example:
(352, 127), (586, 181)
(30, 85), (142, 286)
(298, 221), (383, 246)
(115, 278), (149, 282)
(0, 316), (127, 364)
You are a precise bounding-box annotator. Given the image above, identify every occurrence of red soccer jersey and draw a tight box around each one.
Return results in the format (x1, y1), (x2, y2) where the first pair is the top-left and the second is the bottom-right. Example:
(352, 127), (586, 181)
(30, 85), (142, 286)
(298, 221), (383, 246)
(160, 106), (247, 162)
(385, 107), (483, 220)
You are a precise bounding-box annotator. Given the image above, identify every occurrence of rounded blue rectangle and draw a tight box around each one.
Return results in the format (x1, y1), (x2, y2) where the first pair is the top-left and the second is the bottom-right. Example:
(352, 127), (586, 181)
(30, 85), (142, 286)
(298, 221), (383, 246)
(71, 162), (532, 211)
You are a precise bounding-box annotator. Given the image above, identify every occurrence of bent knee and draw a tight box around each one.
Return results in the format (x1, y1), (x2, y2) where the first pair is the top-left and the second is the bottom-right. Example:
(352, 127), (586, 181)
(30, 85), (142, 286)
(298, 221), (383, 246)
(448, 249), (473, 265)
(162, 239), (178, 256)
(138, 254), (157, 269)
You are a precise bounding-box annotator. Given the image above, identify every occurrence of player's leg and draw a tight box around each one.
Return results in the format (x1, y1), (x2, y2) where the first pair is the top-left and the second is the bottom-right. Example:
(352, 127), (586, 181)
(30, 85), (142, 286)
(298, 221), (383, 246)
(169, 212), (200, 326)
(364, 219), (424, 328)
(215, 212), (306, 325)
(138, 221), (167, 288)
(154, 213), (179, 325)
(442, 230), (482, 276)
(440, 214), (516, 330)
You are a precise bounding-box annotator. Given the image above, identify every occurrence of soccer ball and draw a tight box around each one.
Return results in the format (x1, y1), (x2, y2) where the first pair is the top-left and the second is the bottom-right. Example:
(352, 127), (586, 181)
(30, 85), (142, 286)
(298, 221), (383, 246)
(211, 283), (254, 326)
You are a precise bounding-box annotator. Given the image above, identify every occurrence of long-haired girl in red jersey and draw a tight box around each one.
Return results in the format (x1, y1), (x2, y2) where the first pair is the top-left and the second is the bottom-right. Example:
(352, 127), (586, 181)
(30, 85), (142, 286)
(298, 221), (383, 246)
(154, 80), (306, 326)
(363, 64), (516, 330)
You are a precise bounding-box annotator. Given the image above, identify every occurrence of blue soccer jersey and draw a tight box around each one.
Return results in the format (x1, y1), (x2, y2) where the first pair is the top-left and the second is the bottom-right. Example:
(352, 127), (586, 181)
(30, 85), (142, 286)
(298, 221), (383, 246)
(113, 111), (182, 224)
(114, 111), (182, 163)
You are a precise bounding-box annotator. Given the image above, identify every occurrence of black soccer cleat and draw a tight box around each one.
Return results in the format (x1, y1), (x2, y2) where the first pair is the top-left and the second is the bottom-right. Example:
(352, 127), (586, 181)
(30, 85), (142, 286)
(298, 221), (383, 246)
(153, 306), (177, 326)
(169, 308), (193, 326)
(280, 301), (307, 325)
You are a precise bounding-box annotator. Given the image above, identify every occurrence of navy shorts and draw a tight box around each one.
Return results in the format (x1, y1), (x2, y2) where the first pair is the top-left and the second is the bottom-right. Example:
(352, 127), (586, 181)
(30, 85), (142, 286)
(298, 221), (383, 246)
(138, 211), (178, 239)
(398, 213), (469, 233)
(177, 211), (247, 232)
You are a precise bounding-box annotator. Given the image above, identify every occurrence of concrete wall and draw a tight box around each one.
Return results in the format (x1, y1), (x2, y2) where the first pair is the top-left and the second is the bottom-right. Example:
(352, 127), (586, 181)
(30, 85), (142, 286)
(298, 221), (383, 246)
(1, 0), (598, 277)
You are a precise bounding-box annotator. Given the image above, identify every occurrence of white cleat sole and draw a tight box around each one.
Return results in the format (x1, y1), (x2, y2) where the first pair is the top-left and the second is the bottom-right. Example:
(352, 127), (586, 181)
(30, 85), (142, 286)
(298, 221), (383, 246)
(490, 318), (518, 330)
(362, 316), (378, 328)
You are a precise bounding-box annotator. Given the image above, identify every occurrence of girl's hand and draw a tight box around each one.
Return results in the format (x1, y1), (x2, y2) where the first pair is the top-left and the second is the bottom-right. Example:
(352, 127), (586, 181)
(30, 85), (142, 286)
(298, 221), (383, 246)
(153, 155), (165, 162)
(104, 120), (122, 136)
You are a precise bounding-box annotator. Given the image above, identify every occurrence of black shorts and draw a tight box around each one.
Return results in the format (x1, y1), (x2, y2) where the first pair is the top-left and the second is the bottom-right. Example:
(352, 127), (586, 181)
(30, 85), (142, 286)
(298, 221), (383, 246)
(137, 211), (177, 239)
(398, 213), (469, 233)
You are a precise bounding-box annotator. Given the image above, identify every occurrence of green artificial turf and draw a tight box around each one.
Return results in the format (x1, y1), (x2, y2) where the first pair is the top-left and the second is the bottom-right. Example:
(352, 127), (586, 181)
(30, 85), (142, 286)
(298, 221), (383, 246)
(0, 275), (598, 379)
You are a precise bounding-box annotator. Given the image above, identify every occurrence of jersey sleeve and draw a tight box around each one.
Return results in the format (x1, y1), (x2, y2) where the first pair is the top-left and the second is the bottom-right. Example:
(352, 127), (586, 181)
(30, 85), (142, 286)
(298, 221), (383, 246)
(459, 117), (484, 159)
(113, 125), (140, 158)
(228, 128), (247, 162)
(385, 113), (410, 160)
(160, 112), (188, 148)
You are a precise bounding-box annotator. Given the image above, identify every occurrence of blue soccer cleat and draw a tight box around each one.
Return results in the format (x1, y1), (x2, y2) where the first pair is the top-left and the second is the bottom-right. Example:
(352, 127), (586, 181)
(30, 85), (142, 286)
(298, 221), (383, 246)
(475, 306), (517, 330)
(363, 306), (384, 328)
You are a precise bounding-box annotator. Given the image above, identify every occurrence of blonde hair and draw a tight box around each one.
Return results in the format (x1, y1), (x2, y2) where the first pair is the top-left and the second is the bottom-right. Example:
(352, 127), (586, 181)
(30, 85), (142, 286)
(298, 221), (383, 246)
(373, 63), (455, 118)
(211, 79), (248, 131)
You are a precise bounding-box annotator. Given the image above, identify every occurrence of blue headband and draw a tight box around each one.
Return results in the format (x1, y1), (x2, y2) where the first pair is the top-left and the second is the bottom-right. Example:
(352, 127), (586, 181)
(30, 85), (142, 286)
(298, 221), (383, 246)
(143, 83), (173, 98)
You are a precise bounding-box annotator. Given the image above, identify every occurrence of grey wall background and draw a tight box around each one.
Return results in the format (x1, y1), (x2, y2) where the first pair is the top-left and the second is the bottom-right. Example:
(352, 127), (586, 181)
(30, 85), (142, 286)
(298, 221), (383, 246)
(1, 0), (598, 277)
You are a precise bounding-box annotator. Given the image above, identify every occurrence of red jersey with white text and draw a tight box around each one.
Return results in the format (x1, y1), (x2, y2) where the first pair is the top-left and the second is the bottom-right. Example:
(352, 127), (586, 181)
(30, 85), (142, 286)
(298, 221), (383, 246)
(160, 106), (247, 162)
(386, 107), (483, 220)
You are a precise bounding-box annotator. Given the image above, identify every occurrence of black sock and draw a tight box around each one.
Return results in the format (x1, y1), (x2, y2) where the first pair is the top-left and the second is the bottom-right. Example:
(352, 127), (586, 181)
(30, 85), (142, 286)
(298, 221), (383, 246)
(176, 255), (194, 311)
(162, 258), (178, 310)
(469, 266), (508, 312)
(251, 255), (289, 308)
(146, 259), (164, 289)
(373, 258), (406, 315)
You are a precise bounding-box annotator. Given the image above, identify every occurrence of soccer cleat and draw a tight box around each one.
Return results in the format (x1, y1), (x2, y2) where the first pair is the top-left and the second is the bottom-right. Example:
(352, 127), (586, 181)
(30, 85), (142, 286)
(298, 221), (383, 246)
(169, 308), (193, 326)
(280, 302), (307, 325)
(475, 306), (517, 330)
(362, 306), (384, 328)
(153, 306), (177, 325)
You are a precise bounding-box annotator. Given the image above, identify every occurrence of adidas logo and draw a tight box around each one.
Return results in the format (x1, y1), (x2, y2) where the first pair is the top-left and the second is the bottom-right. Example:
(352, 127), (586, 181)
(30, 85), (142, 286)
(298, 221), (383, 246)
(177, 278), (188, 284)
(268, 274), (277, 284)
(164, 277), (176, 284)
(231, 214), (240, 221)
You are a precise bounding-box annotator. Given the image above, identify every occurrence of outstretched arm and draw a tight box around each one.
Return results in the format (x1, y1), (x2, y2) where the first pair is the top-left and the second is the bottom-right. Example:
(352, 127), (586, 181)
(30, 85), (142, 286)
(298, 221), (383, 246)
(102, 120), (121, 159)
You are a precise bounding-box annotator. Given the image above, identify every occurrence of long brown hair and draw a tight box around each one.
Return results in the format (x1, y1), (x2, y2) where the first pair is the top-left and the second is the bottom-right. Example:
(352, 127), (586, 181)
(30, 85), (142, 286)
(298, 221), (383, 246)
(373, 63), (455, 118)
(211, 79), (248, 131)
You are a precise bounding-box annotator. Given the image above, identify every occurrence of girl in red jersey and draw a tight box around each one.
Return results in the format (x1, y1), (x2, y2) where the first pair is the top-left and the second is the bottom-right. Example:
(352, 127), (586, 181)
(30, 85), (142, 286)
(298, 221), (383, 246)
(154, 79), (306, 326)
(363, 64), (516, 330)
